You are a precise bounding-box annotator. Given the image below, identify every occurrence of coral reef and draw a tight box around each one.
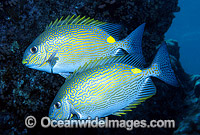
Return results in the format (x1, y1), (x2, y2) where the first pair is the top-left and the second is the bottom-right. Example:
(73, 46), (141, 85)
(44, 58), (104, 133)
(1, 0), (199, 135)
(174, 102), (200, 134)
(173, 74), (200, 134)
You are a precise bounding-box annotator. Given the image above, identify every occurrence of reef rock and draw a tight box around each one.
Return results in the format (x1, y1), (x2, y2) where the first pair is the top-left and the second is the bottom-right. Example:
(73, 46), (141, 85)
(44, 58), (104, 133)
(173, 74), (200, 134)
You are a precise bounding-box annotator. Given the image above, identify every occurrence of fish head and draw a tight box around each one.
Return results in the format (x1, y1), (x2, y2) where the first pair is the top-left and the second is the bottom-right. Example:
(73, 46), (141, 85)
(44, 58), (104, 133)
(22, 34), (49, 72)
(49, 96), (72, 120)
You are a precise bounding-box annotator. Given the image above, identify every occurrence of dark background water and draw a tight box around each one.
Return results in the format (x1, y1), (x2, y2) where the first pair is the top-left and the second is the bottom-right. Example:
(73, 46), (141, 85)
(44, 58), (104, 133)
(165, 0), (200, 75)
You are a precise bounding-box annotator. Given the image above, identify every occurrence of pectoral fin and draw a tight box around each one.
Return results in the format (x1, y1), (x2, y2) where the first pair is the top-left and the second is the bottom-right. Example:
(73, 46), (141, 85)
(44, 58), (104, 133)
(47, 50), (58, 73)
(114, 48), (129, 56)
(59, 72), (72, 78)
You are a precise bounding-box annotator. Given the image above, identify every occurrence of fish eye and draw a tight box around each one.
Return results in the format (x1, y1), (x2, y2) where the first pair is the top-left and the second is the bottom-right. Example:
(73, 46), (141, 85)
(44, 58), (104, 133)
(30, 46), (37, 54)
(54, 102), (61, 109)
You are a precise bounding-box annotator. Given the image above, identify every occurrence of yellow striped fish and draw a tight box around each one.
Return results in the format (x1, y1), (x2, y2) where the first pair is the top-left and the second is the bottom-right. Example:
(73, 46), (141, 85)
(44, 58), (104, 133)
(22, 15), (146, 77)
(49, 43), (179, 120)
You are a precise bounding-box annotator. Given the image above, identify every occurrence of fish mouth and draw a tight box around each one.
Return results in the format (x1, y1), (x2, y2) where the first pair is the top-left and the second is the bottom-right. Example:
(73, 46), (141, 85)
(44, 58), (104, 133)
(22, 59), (28, 65)
(22, 61), (41, 69)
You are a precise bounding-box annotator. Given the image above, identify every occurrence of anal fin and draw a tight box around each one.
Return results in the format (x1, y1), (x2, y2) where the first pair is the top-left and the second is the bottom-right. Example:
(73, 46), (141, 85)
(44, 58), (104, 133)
(112, 77), (156, 116)
(59, 72), (71, 78)
(138, 77), (156, 101)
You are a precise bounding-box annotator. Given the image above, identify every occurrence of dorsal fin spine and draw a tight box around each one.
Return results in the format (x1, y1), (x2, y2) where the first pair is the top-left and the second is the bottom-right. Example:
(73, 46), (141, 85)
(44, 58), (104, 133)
(66, 55), (140, 81)
(71, 15), (80, 24)
(89, 20), (98, 25)
(66, 15), (75, 24)
(48, 21), (52, 28)
(77, 16), (86, 24)
(81, 17), (90, 24)
(85, 18), (94, 25)
(52, 18), (58, 28)
(58, 16), (64, 24)
(61, 15), (70, 25)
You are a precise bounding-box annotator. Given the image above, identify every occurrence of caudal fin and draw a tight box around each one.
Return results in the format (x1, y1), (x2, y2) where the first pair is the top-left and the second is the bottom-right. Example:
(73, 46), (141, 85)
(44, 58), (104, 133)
(120, 23), (146, 65)
(150, 42), (179, 87)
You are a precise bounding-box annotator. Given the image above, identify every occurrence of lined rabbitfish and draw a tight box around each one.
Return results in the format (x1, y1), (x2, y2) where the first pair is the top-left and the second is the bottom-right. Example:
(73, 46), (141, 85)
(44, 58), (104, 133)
(49, 42), (179, 120)
(22, 15), (146, 77)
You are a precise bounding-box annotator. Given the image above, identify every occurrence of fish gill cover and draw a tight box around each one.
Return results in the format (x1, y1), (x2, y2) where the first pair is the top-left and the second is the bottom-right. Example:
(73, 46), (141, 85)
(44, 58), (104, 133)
(0, 0), (199, 135)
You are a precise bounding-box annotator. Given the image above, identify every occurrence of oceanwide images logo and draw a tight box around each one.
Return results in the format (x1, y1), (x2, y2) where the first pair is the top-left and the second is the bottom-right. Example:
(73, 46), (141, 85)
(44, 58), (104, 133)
(25, 116), (175, 130)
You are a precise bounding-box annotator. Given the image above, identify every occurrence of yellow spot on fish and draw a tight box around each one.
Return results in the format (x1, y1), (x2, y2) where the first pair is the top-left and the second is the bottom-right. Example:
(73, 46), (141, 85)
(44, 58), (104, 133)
(107, 36), (116, 43)
(131, 68), (142, 74)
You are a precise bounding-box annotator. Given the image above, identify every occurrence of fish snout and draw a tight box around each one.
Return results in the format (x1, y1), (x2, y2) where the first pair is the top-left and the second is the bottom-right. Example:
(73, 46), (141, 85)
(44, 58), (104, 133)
(22, 59), (28, 65)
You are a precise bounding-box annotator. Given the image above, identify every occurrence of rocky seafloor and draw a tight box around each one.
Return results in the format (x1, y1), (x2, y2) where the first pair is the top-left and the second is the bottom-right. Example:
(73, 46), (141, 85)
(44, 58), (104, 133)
(0, 0), (199, 135)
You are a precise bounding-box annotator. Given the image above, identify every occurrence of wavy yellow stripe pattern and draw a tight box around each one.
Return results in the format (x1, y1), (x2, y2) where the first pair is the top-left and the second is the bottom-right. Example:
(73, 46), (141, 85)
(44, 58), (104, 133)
(55, 63), (150, 116)
(34, 24), (125, 67)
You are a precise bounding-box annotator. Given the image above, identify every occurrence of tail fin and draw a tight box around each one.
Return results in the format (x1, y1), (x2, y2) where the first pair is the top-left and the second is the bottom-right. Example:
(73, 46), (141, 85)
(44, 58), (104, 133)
(150, 42), (179, 87)
(119, 23), (146, 64)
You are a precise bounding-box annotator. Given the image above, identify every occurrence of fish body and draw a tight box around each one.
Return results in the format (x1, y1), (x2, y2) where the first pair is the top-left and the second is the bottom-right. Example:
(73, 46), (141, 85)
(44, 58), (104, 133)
(22, 15), (145, 76)
(49, 43), (179, 120)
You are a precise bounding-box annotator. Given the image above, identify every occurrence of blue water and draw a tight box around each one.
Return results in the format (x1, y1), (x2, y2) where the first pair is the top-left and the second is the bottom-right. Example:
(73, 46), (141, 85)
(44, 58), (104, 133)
(165, 0), (200, 75)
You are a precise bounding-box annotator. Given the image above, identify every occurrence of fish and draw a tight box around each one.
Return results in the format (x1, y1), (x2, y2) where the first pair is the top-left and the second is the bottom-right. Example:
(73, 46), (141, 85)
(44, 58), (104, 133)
(22, 15), (146, 77)
(48, 42), (179, 120)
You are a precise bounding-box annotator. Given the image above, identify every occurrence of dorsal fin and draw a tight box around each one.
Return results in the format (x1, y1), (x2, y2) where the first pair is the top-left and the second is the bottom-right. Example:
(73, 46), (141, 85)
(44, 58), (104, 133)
(66, 54), (144, 81)
(98, 23), (122, 41)
(45, 15), (106, 30)
(45, 15), (122, 41)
